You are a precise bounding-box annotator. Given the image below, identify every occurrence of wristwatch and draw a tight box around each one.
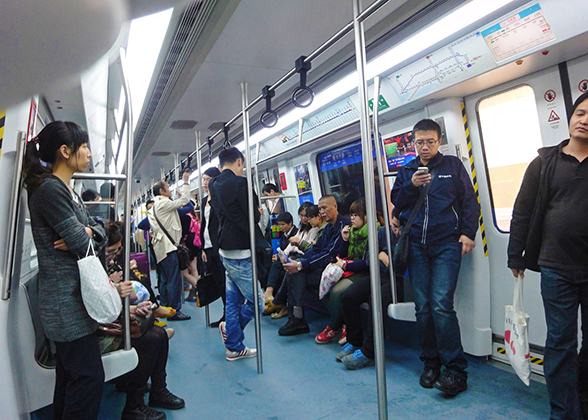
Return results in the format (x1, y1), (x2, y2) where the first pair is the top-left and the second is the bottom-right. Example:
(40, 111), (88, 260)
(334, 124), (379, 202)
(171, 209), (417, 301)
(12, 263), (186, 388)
(296, 261), (302, 271)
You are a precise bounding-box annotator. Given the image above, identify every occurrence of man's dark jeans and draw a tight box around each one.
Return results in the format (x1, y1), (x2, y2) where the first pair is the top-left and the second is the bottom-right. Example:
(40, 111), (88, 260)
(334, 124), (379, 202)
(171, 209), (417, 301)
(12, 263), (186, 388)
(158, 251), (182, 310)
(540, 266), (588, 420)
(408, 240), (468, 379)
(286, 267), (323, 315)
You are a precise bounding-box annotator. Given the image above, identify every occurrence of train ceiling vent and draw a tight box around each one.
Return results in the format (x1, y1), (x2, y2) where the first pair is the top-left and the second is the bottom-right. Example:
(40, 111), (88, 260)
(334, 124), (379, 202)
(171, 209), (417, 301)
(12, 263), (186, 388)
(207, 121), (225, 131)
(133, 0), (219, 157)
(170, 120), (198, 130)
(152, 151), (171, 157)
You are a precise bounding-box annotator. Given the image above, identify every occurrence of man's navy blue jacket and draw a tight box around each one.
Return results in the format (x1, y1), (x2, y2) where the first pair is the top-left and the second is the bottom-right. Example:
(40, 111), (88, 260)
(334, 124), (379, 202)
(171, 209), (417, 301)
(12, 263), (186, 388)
(300, 214), (349, 271)
(391, 152), (479, 245)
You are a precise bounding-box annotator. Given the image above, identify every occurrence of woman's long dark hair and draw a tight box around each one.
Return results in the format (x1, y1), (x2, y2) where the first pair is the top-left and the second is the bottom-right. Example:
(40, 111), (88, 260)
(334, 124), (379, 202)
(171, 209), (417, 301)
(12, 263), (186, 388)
(23, 121), (88, 192)
(298, 201), (313, 233)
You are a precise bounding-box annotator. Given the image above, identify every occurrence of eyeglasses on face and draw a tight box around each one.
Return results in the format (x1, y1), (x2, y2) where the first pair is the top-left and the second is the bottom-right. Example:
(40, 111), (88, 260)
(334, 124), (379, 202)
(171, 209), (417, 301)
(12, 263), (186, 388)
(414, 139), (439, 147)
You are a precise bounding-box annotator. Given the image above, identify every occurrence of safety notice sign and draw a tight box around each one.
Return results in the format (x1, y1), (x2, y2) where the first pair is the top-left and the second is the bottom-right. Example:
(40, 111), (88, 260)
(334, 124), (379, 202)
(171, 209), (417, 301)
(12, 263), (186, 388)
(548, 110), (560, 123)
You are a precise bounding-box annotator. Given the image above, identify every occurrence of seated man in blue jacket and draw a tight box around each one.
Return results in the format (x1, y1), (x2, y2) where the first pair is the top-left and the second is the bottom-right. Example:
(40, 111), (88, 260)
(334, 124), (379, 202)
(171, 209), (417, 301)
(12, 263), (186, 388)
(391, 118), (479, 396)
(279, 195), (349, 336)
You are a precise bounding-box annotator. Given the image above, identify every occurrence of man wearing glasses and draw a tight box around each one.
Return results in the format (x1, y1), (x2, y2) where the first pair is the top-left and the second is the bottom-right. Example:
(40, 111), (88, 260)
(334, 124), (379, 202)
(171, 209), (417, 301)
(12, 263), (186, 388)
(391, 119), (479, 396)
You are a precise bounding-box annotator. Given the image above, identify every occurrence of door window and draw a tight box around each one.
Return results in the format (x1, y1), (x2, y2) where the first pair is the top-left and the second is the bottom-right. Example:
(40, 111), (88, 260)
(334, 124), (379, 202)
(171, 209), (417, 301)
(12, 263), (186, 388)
(477, 85), (543, 232)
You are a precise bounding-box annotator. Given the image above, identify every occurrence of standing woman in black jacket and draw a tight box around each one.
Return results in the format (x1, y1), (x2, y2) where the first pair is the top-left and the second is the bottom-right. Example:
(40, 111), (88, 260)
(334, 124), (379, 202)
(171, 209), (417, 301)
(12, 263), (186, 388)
(24, 122), (107, 420)
(200, 166), (226, 327)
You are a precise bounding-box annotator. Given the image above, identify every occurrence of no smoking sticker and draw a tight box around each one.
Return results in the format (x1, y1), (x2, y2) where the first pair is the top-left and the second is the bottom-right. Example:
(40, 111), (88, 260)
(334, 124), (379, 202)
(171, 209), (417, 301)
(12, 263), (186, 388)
(544, 90), (556, 102)
(579, 80), (588, 93)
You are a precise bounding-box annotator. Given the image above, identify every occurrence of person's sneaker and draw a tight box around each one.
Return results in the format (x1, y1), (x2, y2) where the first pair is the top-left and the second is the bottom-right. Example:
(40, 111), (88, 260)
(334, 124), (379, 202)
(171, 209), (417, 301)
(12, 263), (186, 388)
(315, 325), (341, 344)
(419, 367), (441, 389)
(336, 343), (359, 362)
(433, 371), (467, 396)
(122, 403), (166, 420)
(168, 311), (191, 321)
(263, 301), (284, 316)
(278, 316), (310, 336)
(219, 321), (227, 344)
(341, 349), (375, 370)
(149, 388), (185, 410)
(154, 307), (176, 319)
(153, 319), (167, 327)
(338, 326), (347, 345)
(270, 306), (288, 319)
(226, 347), (257, 361)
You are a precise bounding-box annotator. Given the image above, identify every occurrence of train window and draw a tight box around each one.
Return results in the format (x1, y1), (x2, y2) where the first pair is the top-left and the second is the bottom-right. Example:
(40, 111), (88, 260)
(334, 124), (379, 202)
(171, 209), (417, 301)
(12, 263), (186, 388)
(477, 85), (543, 232)
(316, 140), (384, 216)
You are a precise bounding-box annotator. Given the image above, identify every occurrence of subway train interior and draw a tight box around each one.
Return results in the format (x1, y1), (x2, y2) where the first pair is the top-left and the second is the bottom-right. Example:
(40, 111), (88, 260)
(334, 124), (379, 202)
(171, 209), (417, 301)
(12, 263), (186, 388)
(1, 0), (587, 418)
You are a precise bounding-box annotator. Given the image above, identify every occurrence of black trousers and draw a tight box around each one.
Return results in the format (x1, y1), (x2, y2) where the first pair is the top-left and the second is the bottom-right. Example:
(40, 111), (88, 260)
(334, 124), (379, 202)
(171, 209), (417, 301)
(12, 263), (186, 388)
(286, 267), (322, 314)
(117, 326), (169, 392)
(341, 270), (393, 359)
(204, 247), (226, 315)
(54, 331), (105, 420)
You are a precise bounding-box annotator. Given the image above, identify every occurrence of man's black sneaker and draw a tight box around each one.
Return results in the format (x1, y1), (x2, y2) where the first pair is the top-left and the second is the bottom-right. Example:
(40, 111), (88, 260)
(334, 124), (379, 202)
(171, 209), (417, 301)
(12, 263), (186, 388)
(149, 388), (185, 410)
(210, 316), (225, 328)
(168, 311), (191, 321)
(278, 316), (310, 336)
(122, 403), (166, 420)
(419, 367), (441, 389)
(433, 371), (467, 396)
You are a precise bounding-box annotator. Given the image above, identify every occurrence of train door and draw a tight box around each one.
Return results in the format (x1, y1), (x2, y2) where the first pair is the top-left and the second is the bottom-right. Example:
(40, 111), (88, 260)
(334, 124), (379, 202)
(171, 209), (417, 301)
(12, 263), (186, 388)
(464, 64), (572, 368)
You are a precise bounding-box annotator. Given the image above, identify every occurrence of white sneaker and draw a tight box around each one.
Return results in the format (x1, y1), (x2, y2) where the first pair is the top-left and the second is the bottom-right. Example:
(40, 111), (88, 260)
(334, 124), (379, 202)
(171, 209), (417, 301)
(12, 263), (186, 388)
(226, 347), (257, 361)
(219, 321), (227, 344)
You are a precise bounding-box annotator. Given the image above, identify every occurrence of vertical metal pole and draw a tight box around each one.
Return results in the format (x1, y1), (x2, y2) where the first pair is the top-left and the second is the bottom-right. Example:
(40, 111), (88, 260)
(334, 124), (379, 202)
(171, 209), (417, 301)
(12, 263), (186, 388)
(196, 131), (210, 326)
(372, 76), (398, 304)
(255, 143), (262, 207)
(119, 48), (134, 351)
(298, 118), (304, 144)
(353, 1), (388, 418)
(241, 81), (263, 374)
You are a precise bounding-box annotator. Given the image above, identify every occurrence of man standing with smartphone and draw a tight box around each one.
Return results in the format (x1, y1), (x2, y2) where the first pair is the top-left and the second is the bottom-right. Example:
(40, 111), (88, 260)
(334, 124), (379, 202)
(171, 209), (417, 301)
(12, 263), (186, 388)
(391, 119), (479, 396)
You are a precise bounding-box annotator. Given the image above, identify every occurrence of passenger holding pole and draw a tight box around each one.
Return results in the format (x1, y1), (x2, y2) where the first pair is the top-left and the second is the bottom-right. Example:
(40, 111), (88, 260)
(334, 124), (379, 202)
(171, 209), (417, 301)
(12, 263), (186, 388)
(147, 172), (192, 321)
(391, 119), (479, 396)
(508, 92), (588, 420)
(208, 147), (264, 361)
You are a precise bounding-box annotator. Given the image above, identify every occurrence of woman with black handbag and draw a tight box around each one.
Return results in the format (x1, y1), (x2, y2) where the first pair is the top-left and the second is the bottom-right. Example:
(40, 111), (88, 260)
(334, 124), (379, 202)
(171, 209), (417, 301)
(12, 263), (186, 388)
(200, 167), (226, 327)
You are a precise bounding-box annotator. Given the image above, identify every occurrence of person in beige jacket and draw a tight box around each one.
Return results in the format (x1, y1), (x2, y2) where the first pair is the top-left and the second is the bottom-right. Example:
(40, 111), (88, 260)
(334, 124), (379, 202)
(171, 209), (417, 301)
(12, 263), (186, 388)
(147, 172), (192, 320)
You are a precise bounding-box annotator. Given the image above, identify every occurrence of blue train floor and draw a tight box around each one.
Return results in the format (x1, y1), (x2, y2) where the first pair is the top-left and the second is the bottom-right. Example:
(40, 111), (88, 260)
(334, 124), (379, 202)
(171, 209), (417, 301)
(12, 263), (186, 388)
(33, 297), (551, 420)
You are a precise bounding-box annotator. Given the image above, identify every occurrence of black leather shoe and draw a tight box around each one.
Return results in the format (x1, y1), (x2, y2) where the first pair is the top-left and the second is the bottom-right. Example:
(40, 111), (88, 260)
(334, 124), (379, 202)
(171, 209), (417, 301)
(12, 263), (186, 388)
(122, 403), (166, 420)
(168, 311), (191, 321)
(419, 367), (441, 389)
(210, 316), (225, 328)
(278, 316), (310, 336)
(149, 388), (185, 410)
(433, 371), (467, 396)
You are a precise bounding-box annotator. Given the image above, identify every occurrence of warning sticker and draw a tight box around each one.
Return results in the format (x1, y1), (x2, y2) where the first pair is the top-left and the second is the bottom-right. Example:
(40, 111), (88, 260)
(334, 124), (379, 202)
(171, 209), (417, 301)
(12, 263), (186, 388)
(548, 110), (560, 122)
(544, 90), (556, 102)
(579, 80), (588, 93)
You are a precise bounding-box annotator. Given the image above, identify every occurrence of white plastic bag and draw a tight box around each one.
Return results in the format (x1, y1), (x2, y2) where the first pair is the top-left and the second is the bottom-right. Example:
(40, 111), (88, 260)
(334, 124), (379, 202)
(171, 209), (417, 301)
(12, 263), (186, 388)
(78, 241), (122, 323)
(319, 264), (344, 299)
(504, 275), (531, 386)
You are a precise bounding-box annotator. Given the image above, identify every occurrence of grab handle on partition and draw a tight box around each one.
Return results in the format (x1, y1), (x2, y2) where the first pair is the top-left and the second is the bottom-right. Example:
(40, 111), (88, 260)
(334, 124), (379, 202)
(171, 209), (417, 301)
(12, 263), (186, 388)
(260, 85), (278, 128)
(291, 56), (314, 108)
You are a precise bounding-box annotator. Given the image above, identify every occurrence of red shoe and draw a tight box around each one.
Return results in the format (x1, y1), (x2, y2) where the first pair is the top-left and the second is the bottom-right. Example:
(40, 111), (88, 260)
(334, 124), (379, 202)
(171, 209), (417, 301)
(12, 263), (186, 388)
(315, 325), (341, 344)
(338, 325), (347, 345)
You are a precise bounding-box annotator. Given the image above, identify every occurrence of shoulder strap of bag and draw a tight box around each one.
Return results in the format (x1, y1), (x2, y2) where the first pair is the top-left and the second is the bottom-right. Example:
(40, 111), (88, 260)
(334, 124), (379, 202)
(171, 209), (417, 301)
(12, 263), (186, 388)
(403, 167), (438, 231)
(153, 204), (179, 247)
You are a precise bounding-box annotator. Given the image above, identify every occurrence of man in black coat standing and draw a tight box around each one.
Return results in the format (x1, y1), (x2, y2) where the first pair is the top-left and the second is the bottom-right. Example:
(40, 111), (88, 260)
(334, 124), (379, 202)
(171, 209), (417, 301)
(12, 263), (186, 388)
(208, 147), (264, 362)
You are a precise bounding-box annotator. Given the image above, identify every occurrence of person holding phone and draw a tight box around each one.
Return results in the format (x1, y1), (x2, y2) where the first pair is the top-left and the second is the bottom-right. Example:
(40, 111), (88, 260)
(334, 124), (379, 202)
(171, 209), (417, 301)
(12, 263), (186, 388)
(391, 119), (479, 396)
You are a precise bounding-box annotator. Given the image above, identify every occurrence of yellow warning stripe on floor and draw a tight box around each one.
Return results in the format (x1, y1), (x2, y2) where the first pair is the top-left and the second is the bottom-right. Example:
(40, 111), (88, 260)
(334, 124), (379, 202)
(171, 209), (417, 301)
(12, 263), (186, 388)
(496, 346), (544, 366)
(461, 102), (488, 257)
(0, 109), (5, 161)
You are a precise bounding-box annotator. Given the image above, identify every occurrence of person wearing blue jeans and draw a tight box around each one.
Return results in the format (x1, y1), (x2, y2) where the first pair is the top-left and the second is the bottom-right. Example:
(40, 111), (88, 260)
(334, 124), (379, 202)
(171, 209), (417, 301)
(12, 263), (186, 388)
(220, 256), (264, 354)
(509, 92), (588, 420)
(392, 119), (479, 396)
(209, 147), (263, 361)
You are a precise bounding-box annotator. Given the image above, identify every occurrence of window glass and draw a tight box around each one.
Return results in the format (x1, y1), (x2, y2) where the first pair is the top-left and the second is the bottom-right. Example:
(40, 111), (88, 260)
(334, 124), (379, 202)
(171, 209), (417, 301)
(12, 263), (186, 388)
(317, 140), (384, 217)
(477, 85), (543, 232)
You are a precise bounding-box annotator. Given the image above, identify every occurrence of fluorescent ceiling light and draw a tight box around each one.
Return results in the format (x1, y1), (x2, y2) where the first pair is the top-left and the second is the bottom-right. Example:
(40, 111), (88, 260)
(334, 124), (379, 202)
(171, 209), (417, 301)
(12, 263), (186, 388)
(126, 8), (173, 130)
(248, 0), (514, 147)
